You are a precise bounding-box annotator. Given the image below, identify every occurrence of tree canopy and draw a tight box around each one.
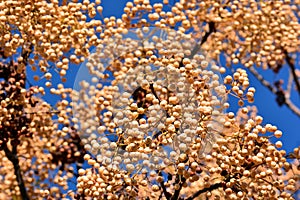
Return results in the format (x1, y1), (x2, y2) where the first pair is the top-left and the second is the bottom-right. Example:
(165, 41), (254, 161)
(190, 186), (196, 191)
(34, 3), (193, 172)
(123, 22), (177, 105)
(0, 0), (299, 199)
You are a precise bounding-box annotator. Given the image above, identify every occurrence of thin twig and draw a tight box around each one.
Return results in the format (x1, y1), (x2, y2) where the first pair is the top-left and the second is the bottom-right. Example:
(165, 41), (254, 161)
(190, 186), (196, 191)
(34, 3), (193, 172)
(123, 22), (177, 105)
(286, 69), (293, 99)
(284, 50), (300, 98)
(248, 66), (300, 117)
(285, 98), (300, 117)
(248, 67), (276, 93)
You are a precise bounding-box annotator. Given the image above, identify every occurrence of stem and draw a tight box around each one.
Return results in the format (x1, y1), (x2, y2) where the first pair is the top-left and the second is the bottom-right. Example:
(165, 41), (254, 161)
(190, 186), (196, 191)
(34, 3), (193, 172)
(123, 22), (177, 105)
(286, 70), (293, 98)
(284, 50), (300, 98)
(248, 67), (276, 93)
(3, 143), (30, 200)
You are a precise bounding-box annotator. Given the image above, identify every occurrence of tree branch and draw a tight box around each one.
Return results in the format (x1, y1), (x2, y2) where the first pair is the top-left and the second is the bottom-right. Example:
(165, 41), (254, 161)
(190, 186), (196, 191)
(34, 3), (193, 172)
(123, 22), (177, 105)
(188, 21), (216, 59)
(186, 182), (223, 200)
(248, 67), (276, 93)
(3, 143), (30, 200)
(171, 174), (186, 200)
(158, 171), (172, 199)
(284, 50), (300, 98)
(160, 180), (172, 199)
(248, 66), (300, 117)
(285, 98), (300, 117)
(192, 21), (300, 118)
(286, 70), (293, 98)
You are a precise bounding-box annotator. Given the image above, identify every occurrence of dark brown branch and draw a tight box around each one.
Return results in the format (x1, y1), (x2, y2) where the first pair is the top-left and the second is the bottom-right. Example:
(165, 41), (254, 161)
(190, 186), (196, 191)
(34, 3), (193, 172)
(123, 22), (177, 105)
(171, 175), (186, 200)
(186, 182), (223, 200)
(161, 183), (172, 199)
(3, 143), (30, 200)
(188, 22), (216, 59)
(284, 50), (300, 98)
(158, 175), (172, 199)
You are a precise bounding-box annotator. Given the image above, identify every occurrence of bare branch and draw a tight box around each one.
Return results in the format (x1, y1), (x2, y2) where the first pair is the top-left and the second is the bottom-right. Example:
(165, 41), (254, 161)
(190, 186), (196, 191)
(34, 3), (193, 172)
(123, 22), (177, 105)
(284, 50), (300, 98)
(285, 98), (300, 117)
(248, 67), (276, 94)
(248, 66), (300, 117)
(286, 70), (293, 99)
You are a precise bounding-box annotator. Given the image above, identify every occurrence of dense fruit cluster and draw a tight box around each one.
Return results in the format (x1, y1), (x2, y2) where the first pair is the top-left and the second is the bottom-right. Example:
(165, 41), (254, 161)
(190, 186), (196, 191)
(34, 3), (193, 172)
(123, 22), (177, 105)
(71, 1), (299, 199)
(0, 0), (299, 199)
